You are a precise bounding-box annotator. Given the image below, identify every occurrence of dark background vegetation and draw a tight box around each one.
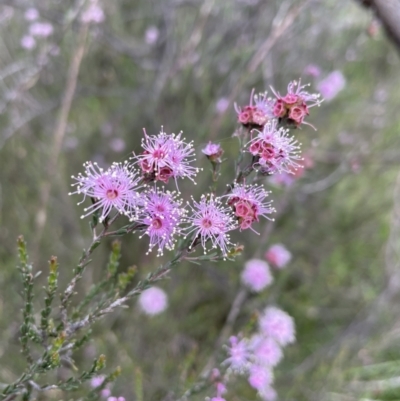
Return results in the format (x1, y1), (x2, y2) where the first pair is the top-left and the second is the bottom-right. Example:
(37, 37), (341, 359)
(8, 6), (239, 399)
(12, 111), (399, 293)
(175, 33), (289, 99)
(1, 0), (400, 400)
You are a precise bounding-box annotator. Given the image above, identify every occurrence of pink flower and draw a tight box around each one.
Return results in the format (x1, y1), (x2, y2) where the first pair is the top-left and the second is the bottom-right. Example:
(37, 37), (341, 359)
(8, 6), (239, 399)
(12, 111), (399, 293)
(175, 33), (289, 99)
(235, 90), (273, 129)
(29, 22), (54, 37)
(109, 138), (126, 152)
(259, 386), (277, 401)
(136, 188), (185, 255)
(241, 259), (273, 292)
(270, 79), (322, 128)
(138, 287), (168, 316)
(317, 71), (346, 102)
(223, 336), (251, 373)
(250, 335), (283, 367)
(202, 142), (224, 163)
(107, 397), (125, 401)
(24, 8), (39, 21)
(247, 120), (302, 175)
(81, 3), (105, 24)
(69, 161), (142, 222)
(21, 35), (36, 50)
(259, 307), (295, 347)
(90, 375), (111, 398)
(210, 382), (227, 401)
(304, 64), (321, 78)
(133, 128), (199, 185)
(215, 97), (229, 114)
(186, 195), (236, 257)
(145, 26), (159, 44)
(226, 184), (274, 232)
(248, 364), (273, 390)
(265, 244), (291, 269)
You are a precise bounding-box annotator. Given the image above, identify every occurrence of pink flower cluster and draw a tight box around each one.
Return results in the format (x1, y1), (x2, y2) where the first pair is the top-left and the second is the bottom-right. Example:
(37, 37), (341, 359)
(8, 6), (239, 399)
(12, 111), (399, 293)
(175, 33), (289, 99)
(317, 71), (346, 102)
(241, 259), (273, 292)
(138, 287), (168, 316)
(81, 1), (105, 24)
(71, 78), (322, 258)
(265, 244), (292, 269)
(186, 195), (236, 257)
(202, 142), (224, 163)
(136, 188), (185, 255)
(20, 8), (55, 51)
(226, 184), (274, 231)
(270, 79), (322, 128)
(133, 128), (199, 185)
(223, 306), (295, 401)
(235, 90), (273, 129)
(69, 162), (142, 222)
(90, 375), (111, 398)
(247, 119), (302, 175)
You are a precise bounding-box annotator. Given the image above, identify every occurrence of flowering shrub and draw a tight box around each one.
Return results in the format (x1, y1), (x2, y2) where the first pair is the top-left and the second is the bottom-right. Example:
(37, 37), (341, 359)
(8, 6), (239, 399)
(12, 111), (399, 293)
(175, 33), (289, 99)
(5, 55), (322, 399)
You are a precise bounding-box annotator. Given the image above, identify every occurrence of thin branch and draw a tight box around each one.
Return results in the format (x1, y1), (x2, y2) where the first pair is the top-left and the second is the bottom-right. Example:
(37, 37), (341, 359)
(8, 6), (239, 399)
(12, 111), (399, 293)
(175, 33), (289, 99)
(358, 0), (400, 54)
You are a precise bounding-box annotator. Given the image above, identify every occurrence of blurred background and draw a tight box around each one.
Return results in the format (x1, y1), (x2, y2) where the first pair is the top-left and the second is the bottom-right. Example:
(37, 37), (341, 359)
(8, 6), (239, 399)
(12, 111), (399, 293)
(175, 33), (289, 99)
(1, 0), (400, 400)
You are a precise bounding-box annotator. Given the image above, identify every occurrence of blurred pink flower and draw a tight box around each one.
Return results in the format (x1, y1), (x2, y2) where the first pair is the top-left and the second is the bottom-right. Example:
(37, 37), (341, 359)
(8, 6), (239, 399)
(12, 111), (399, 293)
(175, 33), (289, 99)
(81, 3), (105, 24)
(145, 26), (159, 44)
(110, 138), (126, 152)
(304, 64), (321, 78)
(107, 398), (125, 401)
(215, 97), (229, 114)
(265, 244), (291, 269)
(90, 375), (111, 398)
(21, 35), (36, 50)
(223, 336), (251, 373)
(29, 22), (54, 37)
(210, 382), (227, 401)
(202, 142), (224, 163)
(250, 335), (283, 367)
(138, 287), (168, 316)
(24, 8), (39, 21)
(248, 365), (273, 390)
(241, 259), (273, 292)
(259, 386), (277, 401)
(259, 307), (295, 347)
(317, 71), (346, 101)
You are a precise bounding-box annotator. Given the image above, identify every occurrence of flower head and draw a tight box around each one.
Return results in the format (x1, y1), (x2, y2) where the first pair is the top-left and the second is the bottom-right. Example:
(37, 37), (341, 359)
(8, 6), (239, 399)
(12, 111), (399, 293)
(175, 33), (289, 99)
(270, 79), (322, 128)
(247, 119), (302, 175)
(241, 259), (273, 292)
(24, 8), (39, 21)
(259, 307), (296, 347)
(90, 375), (111, 398)
(136, 188), (185, 255)
(248, 365), (274, 390)
(259, 386), (277, 401)
(235, 90), (273, 129)
(21, 35), (36, 50)
(317, 71), (346, 102)
(202, 142), (224, 163)
(69, 161), (142, 222)
(185, 195), (236, 256)
(29, 22), (54, 37)
(226, 184), (274, 232)
(81, 2), (105, 24)
(133, 128), (199, 185)
(210, 383), (227, 401)
(107, 397), (125, 401)
(138, 287), (168, 316)
(265, 244), (292, 269)
(250, 335), (283, 367)
(223, 336), (252, 373)
(304, 64), (321, 78)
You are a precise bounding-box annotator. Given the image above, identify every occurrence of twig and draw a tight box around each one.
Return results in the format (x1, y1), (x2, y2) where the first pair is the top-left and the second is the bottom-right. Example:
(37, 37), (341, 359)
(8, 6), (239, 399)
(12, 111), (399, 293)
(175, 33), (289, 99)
(32, 22), (89, 262)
